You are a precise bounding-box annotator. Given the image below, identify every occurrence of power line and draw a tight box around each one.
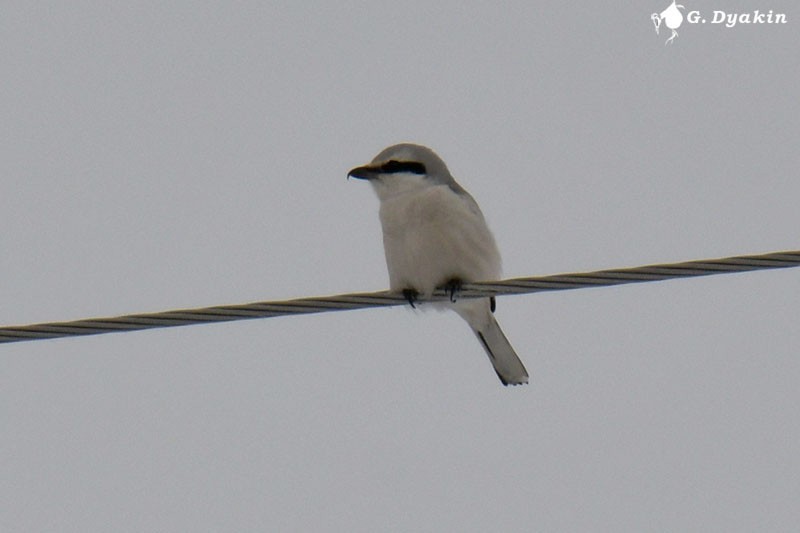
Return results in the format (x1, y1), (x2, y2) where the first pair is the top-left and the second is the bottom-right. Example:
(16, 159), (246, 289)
(1, 250), (798, 345)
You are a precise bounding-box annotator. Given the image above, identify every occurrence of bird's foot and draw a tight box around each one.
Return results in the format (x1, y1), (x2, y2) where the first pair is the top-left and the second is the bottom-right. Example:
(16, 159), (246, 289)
(402, 288), (419, 309)
(665, 30), (678, 45)
(444, 278), (463, 303)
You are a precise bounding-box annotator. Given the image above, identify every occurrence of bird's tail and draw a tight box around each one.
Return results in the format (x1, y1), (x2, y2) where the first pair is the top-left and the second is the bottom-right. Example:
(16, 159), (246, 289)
(455, 300), (529, 386)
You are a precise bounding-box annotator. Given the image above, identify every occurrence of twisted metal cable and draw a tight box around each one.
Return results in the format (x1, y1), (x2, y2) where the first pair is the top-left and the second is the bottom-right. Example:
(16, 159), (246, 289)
(1, 250), (798, 344)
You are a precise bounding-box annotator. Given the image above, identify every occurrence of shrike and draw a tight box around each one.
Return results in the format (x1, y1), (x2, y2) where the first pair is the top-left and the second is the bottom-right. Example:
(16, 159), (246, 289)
(348, 143), (529, 386)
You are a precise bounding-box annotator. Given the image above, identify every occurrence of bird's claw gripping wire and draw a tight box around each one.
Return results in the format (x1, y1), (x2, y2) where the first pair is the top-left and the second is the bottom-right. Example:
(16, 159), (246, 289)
(402, 289), (419, 309)
(444, 278), (463, 303)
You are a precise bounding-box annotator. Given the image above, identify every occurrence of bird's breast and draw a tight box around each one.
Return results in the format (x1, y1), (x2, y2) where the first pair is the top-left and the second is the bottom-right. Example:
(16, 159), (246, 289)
(378, 186), (501, 294)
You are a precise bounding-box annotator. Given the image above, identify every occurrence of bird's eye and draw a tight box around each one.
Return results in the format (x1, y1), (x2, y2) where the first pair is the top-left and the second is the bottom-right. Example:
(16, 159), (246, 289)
(381, 160), (426, 174)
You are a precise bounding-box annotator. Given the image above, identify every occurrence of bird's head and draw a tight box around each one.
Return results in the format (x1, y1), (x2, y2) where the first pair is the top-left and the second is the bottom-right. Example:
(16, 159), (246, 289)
(348, 143), (457, 201)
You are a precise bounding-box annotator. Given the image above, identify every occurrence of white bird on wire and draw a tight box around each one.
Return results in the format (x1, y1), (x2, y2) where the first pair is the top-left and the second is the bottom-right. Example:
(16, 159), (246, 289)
(651, 0), (685, 45)
(348, 143), (529, 386)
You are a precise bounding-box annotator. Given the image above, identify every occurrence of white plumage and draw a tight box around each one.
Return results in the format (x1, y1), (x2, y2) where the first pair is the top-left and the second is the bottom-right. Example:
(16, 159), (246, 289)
(348, 143), (529, 386)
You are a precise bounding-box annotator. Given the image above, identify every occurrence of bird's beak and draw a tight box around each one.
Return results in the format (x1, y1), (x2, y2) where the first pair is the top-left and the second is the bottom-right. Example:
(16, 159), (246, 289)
(347, 165), (378, 181)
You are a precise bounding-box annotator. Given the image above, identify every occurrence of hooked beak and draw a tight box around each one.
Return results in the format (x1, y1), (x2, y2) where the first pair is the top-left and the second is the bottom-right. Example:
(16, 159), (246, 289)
(347, 165), (379, 181)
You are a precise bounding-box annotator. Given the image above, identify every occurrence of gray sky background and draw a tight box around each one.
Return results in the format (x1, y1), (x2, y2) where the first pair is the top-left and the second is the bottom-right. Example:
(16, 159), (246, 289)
(2, 1), (798, 531)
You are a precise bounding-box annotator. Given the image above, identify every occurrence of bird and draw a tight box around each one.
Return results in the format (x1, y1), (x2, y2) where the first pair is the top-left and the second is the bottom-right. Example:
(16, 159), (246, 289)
(348, 143), (529, 386)
(651, 0), (685, 45)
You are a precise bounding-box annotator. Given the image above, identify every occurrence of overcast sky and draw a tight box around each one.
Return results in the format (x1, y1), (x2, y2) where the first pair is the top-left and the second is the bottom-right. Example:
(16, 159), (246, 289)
(2, 1), (799, 531)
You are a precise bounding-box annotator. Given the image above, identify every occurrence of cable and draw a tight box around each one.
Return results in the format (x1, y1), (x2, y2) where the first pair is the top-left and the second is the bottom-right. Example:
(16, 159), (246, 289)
(1, 250), (798, 344)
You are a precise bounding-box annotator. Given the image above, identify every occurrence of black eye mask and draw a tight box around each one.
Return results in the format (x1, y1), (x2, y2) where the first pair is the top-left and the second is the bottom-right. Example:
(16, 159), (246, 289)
(379, 160), (427, 175)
